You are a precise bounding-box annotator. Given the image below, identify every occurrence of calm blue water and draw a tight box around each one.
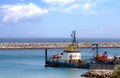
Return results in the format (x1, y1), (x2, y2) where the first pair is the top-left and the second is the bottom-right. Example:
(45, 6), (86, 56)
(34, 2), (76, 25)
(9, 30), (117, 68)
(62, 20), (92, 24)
(0, 38), (120, 78)
(0, 48), (120, 78)
(0, 38), (120, 43)
(0, 49), (86, 78)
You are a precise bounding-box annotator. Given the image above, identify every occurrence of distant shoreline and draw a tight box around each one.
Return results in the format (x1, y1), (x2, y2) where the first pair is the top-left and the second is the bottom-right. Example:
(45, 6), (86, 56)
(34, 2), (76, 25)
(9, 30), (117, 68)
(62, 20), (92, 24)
(0, 42), (120, 49)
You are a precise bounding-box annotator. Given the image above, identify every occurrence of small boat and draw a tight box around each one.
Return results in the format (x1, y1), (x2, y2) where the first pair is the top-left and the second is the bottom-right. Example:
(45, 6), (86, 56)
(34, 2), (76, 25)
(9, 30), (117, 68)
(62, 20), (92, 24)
(45, 31), (89, 68)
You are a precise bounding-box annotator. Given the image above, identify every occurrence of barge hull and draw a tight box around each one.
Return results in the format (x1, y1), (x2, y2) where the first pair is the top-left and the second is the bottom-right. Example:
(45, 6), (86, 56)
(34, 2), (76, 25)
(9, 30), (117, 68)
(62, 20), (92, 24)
(45, 61), (89, 68)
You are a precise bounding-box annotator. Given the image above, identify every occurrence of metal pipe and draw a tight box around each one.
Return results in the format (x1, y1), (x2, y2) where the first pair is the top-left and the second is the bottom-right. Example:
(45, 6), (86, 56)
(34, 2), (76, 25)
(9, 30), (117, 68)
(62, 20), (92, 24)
(45, 49), (48, 65)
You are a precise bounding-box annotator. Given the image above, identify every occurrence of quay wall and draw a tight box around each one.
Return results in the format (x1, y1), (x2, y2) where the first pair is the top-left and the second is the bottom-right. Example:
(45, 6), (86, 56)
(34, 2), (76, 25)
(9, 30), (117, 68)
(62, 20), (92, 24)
(0, 42), (120, 49)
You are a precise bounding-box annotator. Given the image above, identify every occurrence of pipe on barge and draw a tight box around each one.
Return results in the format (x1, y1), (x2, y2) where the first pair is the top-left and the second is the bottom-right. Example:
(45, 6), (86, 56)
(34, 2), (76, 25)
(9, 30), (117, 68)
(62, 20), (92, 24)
(0, 42), (120, 49)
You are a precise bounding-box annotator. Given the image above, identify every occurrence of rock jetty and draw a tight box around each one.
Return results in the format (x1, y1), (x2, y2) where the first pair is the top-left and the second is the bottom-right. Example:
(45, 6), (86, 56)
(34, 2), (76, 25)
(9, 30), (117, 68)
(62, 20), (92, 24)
(81, 69), (113, 78)
(0, 42), (120, 49)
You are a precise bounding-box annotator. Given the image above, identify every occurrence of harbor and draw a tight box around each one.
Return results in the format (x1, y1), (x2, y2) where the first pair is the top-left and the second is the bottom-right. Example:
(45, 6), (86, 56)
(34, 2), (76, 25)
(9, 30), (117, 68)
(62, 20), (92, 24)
(0, 0), (119, 77)
(0, 32), (120, 78)
(0, 47), (119, 78)
(0, 32), (119, 78)
(0, 42), (120, 49)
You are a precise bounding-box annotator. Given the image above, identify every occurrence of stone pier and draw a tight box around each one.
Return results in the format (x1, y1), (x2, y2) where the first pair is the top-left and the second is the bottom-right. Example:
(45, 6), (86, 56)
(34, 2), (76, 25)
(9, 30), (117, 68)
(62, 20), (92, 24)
(0, 42), (120, 49)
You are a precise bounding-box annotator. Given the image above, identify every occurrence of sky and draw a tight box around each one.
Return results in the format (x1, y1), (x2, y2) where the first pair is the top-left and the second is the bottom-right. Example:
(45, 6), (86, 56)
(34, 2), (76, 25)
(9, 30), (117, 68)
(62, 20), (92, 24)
(0, 0), (120, 38)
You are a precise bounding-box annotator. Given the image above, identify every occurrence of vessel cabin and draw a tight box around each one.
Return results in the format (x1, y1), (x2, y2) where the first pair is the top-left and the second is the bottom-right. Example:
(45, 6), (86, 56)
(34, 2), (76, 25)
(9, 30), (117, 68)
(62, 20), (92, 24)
(59, 50), (81, 63)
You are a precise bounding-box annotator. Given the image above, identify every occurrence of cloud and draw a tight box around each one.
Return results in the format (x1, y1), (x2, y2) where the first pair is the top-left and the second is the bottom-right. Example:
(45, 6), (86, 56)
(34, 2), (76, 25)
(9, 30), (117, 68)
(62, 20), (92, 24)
(64, 4), (80, 12)
(41, 0), (75, 6)
(1, 2), (48, 22)
(42, 0), (96, 13)
(48, 4), (80, 13)
(41, 0), (113, 15)
(82, 3), (91, 10)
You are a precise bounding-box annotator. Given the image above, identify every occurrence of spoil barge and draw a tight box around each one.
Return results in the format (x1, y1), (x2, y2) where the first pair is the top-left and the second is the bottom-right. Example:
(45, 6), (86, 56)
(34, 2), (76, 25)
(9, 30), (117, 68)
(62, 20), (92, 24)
(45, 31), (89, 68)
(45, 31), (120, 68)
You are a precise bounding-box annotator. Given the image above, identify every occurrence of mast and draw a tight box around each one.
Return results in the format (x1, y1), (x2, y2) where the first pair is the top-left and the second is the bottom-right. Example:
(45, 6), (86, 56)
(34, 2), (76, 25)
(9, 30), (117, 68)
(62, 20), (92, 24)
(71, 31), (76, 45)
(92, 43), (99, 54)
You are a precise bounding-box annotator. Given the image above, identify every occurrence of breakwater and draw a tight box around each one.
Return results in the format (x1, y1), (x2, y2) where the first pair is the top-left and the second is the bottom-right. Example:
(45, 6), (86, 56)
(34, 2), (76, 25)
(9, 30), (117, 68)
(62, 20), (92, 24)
(81, 69), (113, 78)
(0, 42), (120, 49)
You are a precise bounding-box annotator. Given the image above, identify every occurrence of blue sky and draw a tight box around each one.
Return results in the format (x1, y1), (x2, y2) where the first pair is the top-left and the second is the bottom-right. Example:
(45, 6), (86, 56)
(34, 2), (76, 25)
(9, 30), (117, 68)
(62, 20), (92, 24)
(0, 0), (120, 38)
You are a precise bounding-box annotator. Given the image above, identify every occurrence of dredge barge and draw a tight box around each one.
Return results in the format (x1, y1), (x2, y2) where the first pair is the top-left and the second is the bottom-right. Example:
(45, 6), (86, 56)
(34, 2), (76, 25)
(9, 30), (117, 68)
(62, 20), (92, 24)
(45, 31), (89, 68)
(45, 31), (120, 69)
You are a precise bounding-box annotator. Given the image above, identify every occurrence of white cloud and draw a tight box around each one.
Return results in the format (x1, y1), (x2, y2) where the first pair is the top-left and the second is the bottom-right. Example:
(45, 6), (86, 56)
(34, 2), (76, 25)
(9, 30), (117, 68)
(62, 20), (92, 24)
(1, 2), (48, 22)
(42, 0), (96, 13)
(41, 0), (112, 15)
(41, 0), (75, 5)
(65, 4), (80, 12)
(82, 3), (91, 10)
(49, 4), (80, 13)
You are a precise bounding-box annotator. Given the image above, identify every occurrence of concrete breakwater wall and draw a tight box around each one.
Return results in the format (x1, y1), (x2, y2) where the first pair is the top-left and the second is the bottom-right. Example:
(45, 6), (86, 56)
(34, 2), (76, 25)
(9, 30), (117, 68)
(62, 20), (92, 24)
(0, 42), (120, 49)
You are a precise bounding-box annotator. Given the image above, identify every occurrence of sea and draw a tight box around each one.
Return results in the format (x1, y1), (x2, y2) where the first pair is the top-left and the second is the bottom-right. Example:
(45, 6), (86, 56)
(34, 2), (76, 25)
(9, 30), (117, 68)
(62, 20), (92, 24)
(0, 38), (120, 78)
